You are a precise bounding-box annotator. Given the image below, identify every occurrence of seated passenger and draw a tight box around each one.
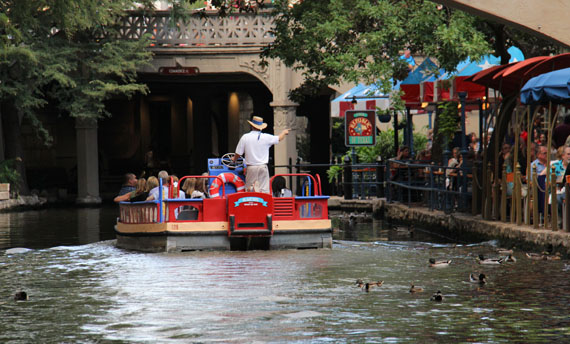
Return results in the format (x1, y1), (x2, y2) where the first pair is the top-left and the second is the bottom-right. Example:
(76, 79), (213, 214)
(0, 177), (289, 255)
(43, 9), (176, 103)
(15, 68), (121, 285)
(192, 177), (208, 199)
(147, 171), (169, 201)
(129, 178), (150, 202)
(114, 178), (149, 203)
(113, 173), (137, 203)
(144, 176), (159, 198)
(146, 170), (185, 200)
(182, 178), (197, 199)
(272, 176), (292, 197)
(170, 175), (186, 198)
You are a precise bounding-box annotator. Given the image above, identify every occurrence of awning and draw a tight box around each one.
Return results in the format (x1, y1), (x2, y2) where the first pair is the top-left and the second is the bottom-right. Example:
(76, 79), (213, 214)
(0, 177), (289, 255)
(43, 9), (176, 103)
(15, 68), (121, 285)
(331, 83), (390, 117)
(425, 47), (525, 102)
(399, 58), (439, 108)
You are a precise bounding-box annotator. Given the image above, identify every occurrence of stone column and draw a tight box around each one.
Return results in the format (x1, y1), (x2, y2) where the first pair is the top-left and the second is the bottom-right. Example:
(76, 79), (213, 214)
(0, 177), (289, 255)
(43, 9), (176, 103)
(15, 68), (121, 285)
(271, 103), (298, 176)
(75, 117), (101, 204)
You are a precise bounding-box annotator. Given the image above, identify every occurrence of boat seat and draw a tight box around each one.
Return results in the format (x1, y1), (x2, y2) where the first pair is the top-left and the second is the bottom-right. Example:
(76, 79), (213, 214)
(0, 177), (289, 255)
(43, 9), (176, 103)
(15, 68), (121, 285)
(177, 208), (198, 220)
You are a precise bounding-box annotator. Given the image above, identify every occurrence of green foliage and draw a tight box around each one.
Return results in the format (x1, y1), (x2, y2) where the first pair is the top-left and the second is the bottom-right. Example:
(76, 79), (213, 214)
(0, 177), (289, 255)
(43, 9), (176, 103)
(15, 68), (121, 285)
(436, 101), (460, 143)
(326, 165), (342, 183)
(0, 0), (153, 145)
(263, 0), (491, 102)
(356, 129), (427, 163)
(326, 129), (427, 182)
(0, 159), (21, 192)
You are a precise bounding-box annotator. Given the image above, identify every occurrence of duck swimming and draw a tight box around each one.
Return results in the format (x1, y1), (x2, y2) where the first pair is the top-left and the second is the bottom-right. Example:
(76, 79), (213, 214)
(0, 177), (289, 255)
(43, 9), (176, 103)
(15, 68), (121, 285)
(430, 290), (444, 302)
(478, 254), (503, 265)
(544, 252), (562, 260)
(355, 279), (383, 291)
(497, 248), (514, 255)
(469, 273), (487, 284)
(14, 291), (28, 301)
(429, 258), (452, 267)
(409, 283), (424, 293)
(362, 281), (384, 292)
(394, 224), (414, 237)
(503, 254), (517, 263)
(525, 252), (546, 260)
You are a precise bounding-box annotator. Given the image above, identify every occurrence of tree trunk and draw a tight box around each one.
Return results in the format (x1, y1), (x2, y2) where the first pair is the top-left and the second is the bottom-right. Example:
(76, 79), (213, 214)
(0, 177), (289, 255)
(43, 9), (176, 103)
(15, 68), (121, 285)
(1, 102), (30, 195)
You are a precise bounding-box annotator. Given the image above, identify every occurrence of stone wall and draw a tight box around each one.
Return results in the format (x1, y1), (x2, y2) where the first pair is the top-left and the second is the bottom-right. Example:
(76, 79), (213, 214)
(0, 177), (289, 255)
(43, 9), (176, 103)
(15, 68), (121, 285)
(330, 197), (570, 255)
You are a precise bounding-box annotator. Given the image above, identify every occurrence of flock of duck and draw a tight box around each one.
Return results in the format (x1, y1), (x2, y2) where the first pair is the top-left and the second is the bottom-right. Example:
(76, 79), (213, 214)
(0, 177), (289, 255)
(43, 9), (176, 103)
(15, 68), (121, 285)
(354, 245), (563, 302)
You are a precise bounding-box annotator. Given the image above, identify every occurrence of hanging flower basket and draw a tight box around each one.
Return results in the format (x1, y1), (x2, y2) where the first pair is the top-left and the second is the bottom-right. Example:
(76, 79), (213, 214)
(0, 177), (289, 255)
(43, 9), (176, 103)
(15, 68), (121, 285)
(378, 114), (391, 123)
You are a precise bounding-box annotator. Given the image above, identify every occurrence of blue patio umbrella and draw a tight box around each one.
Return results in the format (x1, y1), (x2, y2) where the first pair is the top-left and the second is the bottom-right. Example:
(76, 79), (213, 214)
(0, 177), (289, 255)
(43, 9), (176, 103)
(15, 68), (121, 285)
(520, 67), (570, 105)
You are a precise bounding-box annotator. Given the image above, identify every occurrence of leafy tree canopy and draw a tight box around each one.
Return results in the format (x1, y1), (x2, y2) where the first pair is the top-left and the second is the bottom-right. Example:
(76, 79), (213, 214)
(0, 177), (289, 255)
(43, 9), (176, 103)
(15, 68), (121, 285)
(262, 0), (492, 102)
(0, 0), (154, 143)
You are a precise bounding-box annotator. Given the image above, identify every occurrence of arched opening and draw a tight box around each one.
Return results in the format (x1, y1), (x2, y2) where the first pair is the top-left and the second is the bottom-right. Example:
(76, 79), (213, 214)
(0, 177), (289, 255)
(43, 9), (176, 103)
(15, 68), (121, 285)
(97, 72), (274, 195)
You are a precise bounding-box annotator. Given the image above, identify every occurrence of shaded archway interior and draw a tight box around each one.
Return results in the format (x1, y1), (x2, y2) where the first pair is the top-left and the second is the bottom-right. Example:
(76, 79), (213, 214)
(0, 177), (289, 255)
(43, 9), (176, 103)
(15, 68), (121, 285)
(99, 72), (273, 181)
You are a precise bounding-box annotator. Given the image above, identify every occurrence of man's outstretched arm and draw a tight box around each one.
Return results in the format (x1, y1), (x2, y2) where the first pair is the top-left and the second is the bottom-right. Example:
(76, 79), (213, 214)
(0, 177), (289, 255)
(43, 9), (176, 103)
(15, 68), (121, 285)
(278, 129), (290, 141)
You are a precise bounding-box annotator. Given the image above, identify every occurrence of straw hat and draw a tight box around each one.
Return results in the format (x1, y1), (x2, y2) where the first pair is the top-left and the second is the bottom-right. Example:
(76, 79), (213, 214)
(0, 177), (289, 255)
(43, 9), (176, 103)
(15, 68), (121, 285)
(247, 116), (267, 130)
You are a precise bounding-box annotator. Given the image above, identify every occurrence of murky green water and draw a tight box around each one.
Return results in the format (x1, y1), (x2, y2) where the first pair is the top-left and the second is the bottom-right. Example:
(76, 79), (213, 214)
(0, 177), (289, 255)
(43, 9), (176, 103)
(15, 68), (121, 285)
(1, 207), (569, 343)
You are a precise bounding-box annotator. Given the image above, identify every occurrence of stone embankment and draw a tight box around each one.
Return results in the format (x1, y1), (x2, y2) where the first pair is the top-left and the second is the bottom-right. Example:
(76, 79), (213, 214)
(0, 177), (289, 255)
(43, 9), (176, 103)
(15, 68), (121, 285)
(0, 196), (47, 211)
(329, 197), (570, 255)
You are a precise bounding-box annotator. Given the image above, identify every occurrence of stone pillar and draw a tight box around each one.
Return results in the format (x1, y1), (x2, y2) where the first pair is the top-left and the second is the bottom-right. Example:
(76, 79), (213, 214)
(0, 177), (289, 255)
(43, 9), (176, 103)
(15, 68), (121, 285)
(75, 117), (101, 204)
(271, 103), (298, 176)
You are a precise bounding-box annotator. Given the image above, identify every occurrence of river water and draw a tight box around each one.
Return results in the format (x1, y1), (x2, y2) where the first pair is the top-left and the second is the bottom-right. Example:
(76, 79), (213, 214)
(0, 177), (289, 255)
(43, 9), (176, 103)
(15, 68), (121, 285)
(1, 206), (569, 343)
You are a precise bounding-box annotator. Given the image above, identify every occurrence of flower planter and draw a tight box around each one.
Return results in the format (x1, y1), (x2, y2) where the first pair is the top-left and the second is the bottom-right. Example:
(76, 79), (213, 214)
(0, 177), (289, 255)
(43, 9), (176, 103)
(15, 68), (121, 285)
(378, 114), (391, 123)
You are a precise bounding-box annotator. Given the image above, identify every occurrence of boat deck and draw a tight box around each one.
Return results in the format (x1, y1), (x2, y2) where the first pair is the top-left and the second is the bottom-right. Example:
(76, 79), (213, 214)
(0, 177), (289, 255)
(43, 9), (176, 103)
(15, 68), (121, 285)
(115, 192), (332, 252)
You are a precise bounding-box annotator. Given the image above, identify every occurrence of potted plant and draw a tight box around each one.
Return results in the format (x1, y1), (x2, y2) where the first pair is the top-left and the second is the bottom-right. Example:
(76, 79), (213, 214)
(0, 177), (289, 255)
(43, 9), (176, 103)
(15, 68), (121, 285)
(377, 109), (392, 123)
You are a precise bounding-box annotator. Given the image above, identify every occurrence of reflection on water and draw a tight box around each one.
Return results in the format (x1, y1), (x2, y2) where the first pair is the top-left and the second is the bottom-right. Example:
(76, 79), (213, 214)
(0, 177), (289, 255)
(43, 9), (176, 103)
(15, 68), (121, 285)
(0, 206), (117, 250)
(1, 207), (570, 343)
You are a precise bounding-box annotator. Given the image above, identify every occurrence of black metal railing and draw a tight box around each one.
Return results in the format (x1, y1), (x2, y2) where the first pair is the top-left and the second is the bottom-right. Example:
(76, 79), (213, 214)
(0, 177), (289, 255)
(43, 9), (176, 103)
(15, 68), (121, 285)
(385, 159), (473, 213)
(271, 157), (474, 214)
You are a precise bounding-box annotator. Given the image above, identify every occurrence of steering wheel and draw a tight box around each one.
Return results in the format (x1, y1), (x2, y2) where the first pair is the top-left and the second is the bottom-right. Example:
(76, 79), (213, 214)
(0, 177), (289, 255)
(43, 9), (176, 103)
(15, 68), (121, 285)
(221, 153), (244, 169)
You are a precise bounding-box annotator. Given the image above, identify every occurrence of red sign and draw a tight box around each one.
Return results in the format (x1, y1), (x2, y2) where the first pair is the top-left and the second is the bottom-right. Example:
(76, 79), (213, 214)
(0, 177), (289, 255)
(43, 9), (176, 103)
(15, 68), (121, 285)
(345, 110), (376, 146)
(158, 67), (200, 75)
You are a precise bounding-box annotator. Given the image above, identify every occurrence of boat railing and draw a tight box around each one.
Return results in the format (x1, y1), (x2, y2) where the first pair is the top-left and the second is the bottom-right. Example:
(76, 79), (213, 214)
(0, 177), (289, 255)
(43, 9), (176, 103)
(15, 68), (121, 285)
(269, 173), (323, 196)
(270, 173), (328, 220)
(119, 201), (161, 223)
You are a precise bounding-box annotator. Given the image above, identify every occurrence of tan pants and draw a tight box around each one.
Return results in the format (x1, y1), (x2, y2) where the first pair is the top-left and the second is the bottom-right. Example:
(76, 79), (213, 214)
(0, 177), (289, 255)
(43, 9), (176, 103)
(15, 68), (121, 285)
(245, 165), (270, 193)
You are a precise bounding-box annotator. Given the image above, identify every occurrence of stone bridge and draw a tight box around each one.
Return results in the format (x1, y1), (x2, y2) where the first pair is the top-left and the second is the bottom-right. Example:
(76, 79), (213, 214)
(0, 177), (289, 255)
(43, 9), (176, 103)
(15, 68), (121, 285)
(71, 10), (344, 202)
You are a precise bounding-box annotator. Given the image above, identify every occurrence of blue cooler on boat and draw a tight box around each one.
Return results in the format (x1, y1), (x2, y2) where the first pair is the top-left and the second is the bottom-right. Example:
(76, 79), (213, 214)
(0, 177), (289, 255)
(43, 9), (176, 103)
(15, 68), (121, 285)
(207, 158), (246, 195)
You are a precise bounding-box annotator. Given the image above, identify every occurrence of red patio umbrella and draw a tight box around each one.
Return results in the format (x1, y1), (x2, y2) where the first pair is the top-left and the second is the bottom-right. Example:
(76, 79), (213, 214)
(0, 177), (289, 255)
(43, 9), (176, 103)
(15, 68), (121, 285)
(464, 62), (516, 89)
(524, 53), (570, 78)
(494, 56), (550, 94)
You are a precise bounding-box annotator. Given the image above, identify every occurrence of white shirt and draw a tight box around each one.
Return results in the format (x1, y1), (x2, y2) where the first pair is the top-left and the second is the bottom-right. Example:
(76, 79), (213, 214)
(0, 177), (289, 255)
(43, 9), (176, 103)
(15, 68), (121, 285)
(149, 186), (185, 200)
(191, 190), (206, 199)
(235, 130), (280, 166)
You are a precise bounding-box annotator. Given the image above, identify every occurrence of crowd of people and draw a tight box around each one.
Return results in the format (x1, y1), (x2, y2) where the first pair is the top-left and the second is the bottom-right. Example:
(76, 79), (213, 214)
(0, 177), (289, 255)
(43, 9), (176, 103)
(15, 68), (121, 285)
(388, 109), (570, 223)
(113, 170), (190, 203)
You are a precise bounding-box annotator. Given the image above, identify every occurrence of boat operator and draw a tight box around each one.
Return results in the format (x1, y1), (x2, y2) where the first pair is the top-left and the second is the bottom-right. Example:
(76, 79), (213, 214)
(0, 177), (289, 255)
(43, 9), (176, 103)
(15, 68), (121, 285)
(232, 115), (289, 193)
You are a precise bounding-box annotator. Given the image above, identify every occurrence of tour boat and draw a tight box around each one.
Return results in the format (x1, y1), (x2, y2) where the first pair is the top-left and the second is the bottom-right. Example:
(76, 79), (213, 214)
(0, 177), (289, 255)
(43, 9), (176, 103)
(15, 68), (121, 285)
(114, 155), (332, 252)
